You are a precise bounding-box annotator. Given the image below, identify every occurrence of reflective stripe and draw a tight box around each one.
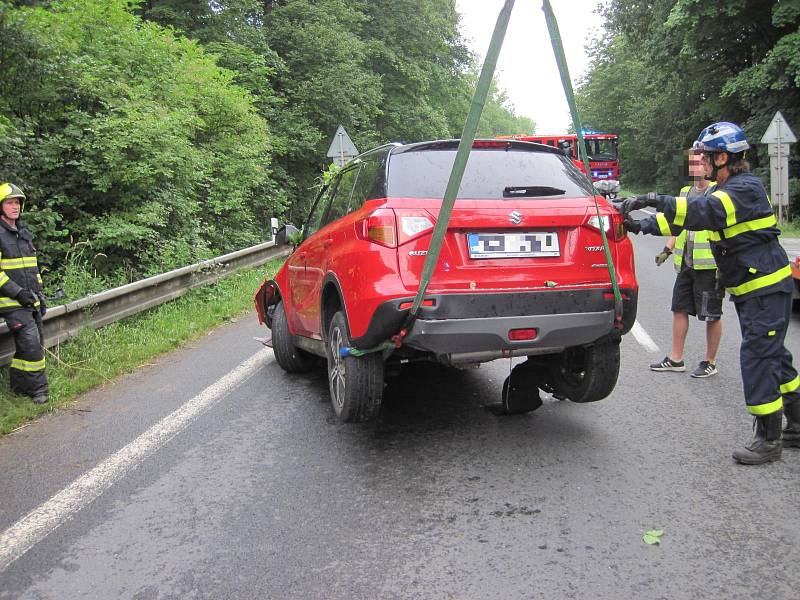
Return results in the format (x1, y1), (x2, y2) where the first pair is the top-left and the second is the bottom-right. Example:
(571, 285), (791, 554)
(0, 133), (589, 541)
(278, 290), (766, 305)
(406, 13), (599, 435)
(711, 190), (736, 227)
(780, 376), (800, 394)
(748, 396), (783, 415)
(0, 257), (38, 269)
(721, 214), (777, 239)
(10, 357), (46, 372)
(0, 273), (8, 287)
(656, 213), (672, 236)
(726, 264), (792, 296)
(36, 273), (42, 283)
(693, 258), (717, 266)
(0, 297), (22, 309)
(693, 242), (711, 249)
(674, 196), (687, 227)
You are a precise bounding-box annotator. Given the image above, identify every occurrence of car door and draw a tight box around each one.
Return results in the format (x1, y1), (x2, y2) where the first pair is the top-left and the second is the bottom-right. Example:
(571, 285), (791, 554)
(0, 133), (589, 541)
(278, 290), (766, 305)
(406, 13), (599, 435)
(285, 183), (335, 336)
(292, 163), (362, 337)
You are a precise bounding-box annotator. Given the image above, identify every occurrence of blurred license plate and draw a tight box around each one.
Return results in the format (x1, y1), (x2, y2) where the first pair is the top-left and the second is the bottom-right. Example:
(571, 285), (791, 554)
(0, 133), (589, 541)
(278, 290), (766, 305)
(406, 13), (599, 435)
(467, 232), (560, 259)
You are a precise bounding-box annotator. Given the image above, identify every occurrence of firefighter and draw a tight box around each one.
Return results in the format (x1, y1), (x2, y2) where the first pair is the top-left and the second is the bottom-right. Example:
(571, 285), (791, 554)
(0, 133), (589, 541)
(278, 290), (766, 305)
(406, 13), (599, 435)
(0, 183), (48, 404)
(621, 122), (799, 465)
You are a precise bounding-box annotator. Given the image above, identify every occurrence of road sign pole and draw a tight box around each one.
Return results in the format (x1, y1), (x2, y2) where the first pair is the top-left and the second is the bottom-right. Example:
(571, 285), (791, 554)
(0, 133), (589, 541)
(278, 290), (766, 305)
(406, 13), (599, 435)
(760, 111), (797, 226)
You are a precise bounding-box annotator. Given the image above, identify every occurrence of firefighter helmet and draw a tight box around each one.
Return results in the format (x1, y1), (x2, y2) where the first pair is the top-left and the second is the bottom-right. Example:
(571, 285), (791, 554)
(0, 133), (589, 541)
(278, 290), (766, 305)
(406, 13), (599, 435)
(692, 122), (750, 154)
(0, 183), (25, 203)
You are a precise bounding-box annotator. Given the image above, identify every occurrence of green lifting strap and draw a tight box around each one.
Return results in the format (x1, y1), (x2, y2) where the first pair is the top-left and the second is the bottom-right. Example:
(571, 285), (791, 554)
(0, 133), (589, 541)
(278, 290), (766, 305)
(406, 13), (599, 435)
(402, 0), (516, 332)
(542, 0), (623, 325)
(343, 1), (514, 358)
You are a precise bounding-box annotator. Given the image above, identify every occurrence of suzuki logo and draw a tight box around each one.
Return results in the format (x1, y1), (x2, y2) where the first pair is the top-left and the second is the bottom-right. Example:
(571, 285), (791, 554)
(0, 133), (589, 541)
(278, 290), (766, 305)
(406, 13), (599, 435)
(508, 210), (522, 224)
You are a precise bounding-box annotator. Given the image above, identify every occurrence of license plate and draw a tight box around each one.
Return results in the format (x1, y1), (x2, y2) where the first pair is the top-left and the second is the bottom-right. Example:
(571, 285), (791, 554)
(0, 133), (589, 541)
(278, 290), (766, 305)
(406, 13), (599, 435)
(467, 231), (560, 259)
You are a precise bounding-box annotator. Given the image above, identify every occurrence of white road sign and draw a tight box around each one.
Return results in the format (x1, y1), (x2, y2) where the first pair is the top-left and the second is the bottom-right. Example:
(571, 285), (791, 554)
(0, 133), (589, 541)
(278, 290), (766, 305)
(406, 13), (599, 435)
(326, 125), (359, 167)
(760, 112), (796, 214)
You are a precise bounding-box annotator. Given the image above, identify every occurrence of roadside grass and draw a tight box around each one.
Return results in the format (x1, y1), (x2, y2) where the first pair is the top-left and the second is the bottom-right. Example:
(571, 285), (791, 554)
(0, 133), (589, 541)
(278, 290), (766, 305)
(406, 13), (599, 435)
(0, 259), (283, 434)
(780, 218), (800, 238)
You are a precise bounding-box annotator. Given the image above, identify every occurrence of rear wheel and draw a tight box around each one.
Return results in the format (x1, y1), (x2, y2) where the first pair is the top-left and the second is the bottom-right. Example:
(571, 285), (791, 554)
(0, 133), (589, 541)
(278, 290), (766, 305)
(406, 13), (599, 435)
(548, 338), (620, 403)
(326, 311), (384, 422)
(272, 301), (314, 373)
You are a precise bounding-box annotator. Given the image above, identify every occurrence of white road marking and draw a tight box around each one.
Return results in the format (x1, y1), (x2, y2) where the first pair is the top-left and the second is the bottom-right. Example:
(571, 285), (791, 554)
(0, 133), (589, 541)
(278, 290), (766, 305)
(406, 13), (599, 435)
(631, 320), (660, 354)
(0, 348), (274, 572)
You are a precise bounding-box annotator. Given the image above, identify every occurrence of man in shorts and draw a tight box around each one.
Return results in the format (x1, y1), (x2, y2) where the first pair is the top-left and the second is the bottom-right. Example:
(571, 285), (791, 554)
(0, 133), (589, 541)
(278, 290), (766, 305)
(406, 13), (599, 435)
(650, 149), (722, 378)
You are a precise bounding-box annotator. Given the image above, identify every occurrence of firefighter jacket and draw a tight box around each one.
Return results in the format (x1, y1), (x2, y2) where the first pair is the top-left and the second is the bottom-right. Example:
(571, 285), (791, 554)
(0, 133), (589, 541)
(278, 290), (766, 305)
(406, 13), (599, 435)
(640, 172), (792, 302)
(673, 184), (716, 272)
(0, 219), (43, 315)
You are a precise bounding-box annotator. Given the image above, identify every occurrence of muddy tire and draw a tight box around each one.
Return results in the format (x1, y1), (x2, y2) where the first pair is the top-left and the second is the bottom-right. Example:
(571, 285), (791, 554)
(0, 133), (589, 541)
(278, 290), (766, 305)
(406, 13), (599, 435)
(272, 301), (314, 373)
(326, 311), (384, 422)
(548, 338), (620, 403)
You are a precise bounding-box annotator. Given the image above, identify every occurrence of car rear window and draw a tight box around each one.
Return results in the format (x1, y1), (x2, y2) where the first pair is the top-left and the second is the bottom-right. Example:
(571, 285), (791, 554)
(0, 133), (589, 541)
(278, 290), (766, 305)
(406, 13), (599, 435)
(386, 148), (594, 199)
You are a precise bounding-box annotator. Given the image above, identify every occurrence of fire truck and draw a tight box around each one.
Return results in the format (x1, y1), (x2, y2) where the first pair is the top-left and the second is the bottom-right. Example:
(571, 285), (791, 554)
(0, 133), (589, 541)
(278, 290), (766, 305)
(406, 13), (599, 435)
(499, 132), (619, 182)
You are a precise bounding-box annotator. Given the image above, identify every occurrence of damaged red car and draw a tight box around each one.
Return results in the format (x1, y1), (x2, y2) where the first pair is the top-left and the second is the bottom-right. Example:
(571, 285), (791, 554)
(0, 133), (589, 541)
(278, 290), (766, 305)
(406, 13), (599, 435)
(255, 139), (638, 422)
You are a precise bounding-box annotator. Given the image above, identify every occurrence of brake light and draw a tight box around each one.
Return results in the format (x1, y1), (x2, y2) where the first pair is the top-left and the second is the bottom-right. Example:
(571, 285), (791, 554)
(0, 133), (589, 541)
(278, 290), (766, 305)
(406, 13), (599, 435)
(508, 328), (538, 341)
(397, 211), (434, 244)
(586, 212), (626, 241)
(362, 208), (397, 247)
(472, 140), (511, 149)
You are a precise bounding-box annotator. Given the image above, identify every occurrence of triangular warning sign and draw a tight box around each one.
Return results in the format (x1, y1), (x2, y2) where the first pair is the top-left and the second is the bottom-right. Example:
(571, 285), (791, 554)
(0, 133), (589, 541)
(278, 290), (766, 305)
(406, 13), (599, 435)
(761, 111), (797, 144)
(326, 125), (359, 159)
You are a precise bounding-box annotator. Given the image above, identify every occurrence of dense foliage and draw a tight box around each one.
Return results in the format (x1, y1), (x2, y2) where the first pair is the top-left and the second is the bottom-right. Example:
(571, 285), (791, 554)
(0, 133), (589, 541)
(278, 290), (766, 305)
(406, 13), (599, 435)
(576, 0), (800, 206)
(0, 0), (533, 296)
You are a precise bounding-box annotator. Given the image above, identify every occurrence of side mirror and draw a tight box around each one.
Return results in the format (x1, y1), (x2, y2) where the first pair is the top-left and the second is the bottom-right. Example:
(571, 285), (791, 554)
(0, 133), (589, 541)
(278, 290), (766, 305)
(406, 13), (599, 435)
(276, 224), (300, 246)
(595, 179), (621, 200)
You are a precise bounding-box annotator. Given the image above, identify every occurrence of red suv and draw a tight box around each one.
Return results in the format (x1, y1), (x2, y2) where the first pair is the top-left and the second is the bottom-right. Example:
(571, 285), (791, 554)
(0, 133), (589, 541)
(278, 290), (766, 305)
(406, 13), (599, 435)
(255, 140), (638, 421)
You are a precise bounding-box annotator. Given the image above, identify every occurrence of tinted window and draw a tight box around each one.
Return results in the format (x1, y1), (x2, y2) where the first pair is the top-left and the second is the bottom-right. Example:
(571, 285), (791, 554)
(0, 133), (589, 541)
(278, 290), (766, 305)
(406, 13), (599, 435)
(386, 149), (593, 199)
(323, 164), (360, 225)
(350, 157), (383, 206)
(305, 183), (334, 238)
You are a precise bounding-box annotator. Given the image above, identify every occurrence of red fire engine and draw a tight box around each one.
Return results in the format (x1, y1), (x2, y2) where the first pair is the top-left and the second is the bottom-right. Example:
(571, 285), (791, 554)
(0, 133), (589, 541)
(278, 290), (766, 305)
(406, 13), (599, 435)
(499, 132), (619, 182)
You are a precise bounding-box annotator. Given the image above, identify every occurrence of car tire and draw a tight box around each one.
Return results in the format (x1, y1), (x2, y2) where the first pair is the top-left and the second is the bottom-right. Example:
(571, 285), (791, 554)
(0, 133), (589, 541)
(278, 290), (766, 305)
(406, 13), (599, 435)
(272, 300), (314, 373)
(548, 338), (620, 403)
(326, 311), (384, 422)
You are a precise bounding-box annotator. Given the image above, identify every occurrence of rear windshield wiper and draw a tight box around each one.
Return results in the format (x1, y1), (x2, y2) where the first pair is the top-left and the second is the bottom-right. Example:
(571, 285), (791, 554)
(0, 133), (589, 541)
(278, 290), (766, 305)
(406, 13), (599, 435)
(503, 186), (566, 197)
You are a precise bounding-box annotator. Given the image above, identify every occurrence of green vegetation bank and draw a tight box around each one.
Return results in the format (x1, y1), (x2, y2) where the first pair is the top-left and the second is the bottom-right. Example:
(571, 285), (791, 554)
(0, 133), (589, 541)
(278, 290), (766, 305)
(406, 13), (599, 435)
(576, 0), (800, 206)
(0, 0), (533, 297)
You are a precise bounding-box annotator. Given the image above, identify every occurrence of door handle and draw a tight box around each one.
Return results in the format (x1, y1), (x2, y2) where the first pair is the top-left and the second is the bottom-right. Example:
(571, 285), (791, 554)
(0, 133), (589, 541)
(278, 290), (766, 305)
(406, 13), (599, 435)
(299, 251), (307, 259)
(324, 238), (334, 248)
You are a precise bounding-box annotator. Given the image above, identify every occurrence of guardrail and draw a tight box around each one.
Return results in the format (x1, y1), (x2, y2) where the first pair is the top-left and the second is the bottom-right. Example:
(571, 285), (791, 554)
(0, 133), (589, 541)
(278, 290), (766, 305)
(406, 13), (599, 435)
(0, 240), (290, 366)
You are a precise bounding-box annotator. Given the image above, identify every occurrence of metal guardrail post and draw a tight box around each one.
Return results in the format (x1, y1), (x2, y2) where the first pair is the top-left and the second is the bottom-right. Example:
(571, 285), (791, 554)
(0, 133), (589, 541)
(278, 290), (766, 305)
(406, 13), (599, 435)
(0, 240), (290, 366)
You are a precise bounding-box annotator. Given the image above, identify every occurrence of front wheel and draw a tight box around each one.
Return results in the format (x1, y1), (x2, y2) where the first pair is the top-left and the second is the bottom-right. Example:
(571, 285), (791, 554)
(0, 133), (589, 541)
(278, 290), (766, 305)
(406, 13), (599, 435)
(547, 338), (620, 403)
(326, 311), (384, 422)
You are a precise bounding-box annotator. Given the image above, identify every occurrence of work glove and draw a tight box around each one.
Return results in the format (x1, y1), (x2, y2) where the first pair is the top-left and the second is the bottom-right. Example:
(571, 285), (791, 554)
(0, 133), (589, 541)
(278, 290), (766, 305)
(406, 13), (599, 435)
(36, 291), (47, 317)
(655, 247), (672, 266)
(16, 289), (37, 307)
(620, 192), (659, 214)
(623, 216), (641, 234)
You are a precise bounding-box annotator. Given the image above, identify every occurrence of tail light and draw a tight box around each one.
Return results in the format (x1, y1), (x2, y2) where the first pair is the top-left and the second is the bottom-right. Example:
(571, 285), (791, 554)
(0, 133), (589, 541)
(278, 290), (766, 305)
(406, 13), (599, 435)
(586, 212), (626, 241)
(396, 210), (434, 244)
(358, 209), (435, 247)
(360, 208), (397, 247)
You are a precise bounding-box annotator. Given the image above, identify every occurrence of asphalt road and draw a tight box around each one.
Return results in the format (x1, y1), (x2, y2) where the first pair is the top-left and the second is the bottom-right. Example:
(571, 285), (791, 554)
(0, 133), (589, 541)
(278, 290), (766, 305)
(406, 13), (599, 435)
(1, 228), (799, 599)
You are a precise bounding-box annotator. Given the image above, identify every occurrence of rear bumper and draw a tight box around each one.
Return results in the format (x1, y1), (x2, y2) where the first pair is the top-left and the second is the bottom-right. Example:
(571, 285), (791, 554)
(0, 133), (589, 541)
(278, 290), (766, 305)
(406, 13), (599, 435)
(350, 288), (637, 352)
(405, 310), (613, 356)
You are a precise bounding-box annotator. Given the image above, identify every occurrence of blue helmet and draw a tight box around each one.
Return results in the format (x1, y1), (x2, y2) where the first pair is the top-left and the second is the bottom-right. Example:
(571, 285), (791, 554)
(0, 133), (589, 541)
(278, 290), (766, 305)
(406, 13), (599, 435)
(692, 122), (750, 154)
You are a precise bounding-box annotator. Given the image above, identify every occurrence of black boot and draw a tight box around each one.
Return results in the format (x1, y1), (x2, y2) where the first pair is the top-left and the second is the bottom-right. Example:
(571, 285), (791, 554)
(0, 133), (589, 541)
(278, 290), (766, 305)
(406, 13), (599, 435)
(732, 410), (783, 465)
(783, 400), (800, 448)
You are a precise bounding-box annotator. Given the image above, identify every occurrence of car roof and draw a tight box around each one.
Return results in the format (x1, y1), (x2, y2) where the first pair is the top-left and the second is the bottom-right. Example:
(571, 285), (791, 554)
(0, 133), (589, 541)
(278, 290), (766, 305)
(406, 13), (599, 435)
(351, 139), (563, 162)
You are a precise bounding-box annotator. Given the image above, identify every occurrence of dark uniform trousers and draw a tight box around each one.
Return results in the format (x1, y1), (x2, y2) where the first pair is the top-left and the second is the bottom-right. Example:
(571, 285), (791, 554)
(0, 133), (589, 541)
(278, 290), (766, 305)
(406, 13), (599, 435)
(735, 291), (800, 414)
(5, 308), (48, 398)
